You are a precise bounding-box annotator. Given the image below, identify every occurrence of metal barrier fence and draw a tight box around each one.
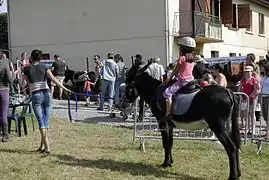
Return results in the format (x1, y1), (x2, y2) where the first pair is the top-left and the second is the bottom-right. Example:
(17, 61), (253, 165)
(253, 93), (269, 154)
(132, 92), (250, 152)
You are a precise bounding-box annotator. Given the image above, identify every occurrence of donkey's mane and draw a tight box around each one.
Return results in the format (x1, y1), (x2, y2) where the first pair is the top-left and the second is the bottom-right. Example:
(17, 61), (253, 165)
(135, 72), (162, 103)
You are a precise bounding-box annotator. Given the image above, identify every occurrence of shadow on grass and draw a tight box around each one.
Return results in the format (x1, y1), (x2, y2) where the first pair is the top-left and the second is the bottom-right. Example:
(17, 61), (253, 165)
(80, 117), (160, 131)
(55, 154), (205, 180)
(81, 116), (124, 123)
(0, 148), (37, 154)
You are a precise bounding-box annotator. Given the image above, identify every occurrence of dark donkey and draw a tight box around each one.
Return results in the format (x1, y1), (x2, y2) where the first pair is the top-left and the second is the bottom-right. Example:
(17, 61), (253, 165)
(124, 62), (241, 180)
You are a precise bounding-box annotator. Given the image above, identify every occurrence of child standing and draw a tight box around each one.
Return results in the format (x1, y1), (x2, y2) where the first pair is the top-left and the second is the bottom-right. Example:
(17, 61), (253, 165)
(163, 36), (196, 117)
(84, 75), (95, 106)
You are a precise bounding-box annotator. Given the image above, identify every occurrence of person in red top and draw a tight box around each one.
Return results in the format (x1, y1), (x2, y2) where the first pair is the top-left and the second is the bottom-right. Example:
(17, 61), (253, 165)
(84, 74), (95, 106)
(238, 66), (260, 134)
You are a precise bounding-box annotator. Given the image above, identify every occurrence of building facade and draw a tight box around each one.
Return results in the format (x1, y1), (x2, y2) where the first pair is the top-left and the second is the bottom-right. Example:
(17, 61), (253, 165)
(9, 0), (170, 70)
(8, 0), (269, 70)
(173, 0), (269, 61)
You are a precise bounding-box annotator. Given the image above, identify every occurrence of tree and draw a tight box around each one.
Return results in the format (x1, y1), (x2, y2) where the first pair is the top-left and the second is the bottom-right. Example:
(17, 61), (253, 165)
(0, 12), (8, 49)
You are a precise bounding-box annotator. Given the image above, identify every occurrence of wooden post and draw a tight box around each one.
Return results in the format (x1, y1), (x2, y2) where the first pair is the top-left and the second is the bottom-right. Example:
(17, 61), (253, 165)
(86, 57), (89, 72)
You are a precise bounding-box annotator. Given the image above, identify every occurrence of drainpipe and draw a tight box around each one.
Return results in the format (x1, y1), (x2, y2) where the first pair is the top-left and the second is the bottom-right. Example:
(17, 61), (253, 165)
(267, 32), (269, 54)
(191, 0), (196, 37)
(7, 0), (12, 61)
(165, 0), (170, 66)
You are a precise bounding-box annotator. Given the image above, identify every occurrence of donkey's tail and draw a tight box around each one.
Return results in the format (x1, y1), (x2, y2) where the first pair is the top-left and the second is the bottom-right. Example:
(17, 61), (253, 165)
(228, 89), (241, 150)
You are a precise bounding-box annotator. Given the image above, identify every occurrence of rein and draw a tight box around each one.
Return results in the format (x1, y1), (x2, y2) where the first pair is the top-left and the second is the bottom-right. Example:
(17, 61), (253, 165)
(67, 92), (115, 122)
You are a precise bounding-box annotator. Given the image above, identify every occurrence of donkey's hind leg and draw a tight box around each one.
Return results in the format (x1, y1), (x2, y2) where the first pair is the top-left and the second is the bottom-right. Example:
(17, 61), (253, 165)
(159, 120), (173, 168)
(229, 119), (241, 178)
(212, 123), (238, 180)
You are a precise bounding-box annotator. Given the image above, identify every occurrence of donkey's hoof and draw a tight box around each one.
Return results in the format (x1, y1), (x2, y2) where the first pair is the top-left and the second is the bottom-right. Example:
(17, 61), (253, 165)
(161, 162), (172, 168)
(238, 170), (241, 178)
(227, 177), (239, 180)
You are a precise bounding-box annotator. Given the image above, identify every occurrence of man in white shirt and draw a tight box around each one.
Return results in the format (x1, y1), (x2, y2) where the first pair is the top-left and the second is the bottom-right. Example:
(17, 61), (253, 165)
(97, 51), (119, 111)
(146, 56), (165, 82)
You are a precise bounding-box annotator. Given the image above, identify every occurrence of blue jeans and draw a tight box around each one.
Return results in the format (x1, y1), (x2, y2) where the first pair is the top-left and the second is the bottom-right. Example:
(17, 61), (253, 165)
(32, 89), (52, 129)
(99, 79), (115, 109)
(114, 80), (125, 105)
(0, 89), (9, 125)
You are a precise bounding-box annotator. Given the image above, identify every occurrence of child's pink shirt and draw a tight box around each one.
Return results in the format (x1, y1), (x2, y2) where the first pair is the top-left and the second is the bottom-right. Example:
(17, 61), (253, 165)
(177, 56), (194, 81)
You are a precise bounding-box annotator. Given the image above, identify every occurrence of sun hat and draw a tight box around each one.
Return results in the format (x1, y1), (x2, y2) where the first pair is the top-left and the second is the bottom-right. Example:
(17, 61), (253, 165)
(244, 66), (253, 72)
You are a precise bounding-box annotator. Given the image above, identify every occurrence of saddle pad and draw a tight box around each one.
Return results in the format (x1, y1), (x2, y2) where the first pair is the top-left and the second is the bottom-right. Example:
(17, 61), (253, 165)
(172, 90), (199, 115)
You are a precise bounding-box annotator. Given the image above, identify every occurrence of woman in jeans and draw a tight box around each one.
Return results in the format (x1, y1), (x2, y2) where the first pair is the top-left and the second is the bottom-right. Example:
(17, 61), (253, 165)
(0, 52), (15, 142)
(24, 49), (71, 153)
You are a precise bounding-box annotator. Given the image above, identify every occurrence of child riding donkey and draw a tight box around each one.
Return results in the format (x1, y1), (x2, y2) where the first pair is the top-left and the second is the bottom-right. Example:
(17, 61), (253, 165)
(163, 37), (197, 118)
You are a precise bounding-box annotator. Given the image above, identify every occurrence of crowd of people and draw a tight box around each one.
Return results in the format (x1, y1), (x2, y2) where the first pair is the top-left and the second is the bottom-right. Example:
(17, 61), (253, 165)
(1, 37), (269, 152)
(195, 52), (269, 138)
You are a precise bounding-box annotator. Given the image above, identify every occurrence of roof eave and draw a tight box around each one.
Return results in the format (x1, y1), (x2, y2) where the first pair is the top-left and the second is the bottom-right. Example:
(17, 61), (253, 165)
(248, 0), (269, 8)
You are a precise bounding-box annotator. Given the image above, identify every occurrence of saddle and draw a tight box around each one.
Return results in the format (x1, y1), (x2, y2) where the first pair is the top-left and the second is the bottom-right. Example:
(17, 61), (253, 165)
(174, 80), (201, 95)
(172, 80), (201, 116)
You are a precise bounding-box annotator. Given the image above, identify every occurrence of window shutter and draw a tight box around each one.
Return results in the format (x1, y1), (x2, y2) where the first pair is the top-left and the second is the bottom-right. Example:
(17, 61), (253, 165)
(220, 0), (233, 25)
(238, 4), (251, 28)
(179, 0), (193, 36)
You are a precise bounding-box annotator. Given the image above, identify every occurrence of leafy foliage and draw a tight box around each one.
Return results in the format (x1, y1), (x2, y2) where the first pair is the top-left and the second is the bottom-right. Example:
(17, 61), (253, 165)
(0, 12), (8, 49)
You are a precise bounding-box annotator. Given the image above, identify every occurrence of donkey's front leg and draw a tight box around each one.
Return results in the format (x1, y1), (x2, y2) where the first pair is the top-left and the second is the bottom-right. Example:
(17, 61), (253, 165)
(159, 121), (173, 168)
(167, 120), (174, 164)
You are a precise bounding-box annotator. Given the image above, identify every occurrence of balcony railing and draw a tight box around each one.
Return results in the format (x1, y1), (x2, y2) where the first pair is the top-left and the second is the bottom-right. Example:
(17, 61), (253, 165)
(173, 11), (222, 41)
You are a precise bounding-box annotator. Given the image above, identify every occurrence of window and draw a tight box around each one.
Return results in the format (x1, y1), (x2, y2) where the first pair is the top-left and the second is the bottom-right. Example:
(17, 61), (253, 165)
(209, 0), (220, 24)
(229, 53), (236, 57)
(259, 13), (265, 34)
(239, 53), (242, 56)
(211, 51), (219, 58)
(220, 1), (251, 30)
(210, 0), (219, 17)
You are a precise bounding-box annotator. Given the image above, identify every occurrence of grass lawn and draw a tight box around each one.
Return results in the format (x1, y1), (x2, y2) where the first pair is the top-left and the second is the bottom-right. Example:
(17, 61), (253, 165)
(1, 118), (269, 180)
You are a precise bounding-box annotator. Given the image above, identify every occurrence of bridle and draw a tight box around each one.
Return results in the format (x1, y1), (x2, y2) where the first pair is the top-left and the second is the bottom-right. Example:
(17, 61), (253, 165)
(125, 61), (153, 102)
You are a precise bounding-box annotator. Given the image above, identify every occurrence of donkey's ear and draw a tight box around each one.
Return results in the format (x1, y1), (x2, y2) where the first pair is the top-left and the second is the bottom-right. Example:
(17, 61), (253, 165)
(148, 58), (153, 64)
(131, 56), (134, 65)
(136, 61), (152, 75)
(266, 54), (269, 61)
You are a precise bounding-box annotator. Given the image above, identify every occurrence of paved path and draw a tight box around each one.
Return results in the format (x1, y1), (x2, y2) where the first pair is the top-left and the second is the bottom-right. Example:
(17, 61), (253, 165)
(51, 99), (137, 128)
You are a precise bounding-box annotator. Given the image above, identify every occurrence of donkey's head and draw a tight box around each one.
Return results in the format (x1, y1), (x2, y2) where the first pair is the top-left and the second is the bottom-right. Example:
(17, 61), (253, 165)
(124, 60), (153, 103)
(125, 58), (163, 104)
